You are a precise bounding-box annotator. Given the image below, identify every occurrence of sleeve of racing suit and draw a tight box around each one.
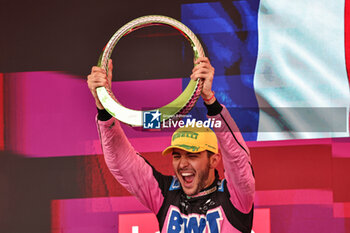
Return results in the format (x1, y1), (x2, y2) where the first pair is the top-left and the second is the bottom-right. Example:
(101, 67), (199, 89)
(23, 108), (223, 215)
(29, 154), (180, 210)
(96, 111), (164, 214)
(205, 99), (255, 214)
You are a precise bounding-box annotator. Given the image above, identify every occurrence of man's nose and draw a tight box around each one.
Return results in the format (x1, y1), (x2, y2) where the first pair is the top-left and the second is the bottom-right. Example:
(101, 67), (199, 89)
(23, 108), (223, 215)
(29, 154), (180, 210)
(178, 156), (189, 168)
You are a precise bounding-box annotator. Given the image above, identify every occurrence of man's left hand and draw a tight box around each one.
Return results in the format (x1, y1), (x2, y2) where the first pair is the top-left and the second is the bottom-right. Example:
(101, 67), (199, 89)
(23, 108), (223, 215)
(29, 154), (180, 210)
(190, 57), (216, 104)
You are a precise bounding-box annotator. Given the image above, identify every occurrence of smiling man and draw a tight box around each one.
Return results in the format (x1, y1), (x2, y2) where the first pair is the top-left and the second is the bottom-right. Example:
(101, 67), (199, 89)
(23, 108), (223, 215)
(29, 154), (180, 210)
(164, 126), (220, 197)
(88, 57), (255, 232)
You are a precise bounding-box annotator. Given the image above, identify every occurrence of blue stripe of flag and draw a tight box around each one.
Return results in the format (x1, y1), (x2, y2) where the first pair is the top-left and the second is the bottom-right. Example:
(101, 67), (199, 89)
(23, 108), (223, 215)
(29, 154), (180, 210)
(181, 0), (260, 141)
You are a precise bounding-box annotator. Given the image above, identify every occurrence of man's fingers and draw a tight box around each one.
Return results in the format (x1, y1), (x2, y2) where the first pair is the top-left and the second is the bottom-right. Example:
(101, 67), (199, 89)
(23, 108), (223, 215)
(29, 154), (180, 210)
(108, 59), (113, 70)
(192, 65), (214, 78)
(91, 66), (106, 74)
(88, 76), (107, 84)
(192, 62), (214, 74)
(192, 63), (207, 72)
(191, 71), (209, 79)
(190, 74), (198, 81)
(87, 72), (108, 89)
(95, 71), (107, 79)
(190, 71), (213, 81)
(194, 57), (209, 65)
(88, 69), (108, 81)
(88, 78), (107, 88)
(192, 66), (213, 74)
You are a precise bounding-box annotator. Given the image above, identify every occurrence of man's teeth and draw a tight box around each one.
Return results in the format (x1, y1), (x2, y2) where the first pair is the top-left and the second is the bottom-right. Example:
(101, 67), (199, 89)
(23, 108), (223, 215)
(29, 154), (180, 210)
(182, 173), (194, 176)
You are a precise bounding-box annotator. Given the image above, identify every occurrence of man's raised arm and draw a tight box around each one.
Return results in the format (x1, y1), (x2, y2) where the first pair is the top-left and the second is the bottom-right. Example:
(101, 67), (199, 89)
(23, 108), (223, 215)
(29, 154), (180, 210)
(191, 57), (255, 214)
(87, 60), (164, 214)
(206, 100), (255, 214)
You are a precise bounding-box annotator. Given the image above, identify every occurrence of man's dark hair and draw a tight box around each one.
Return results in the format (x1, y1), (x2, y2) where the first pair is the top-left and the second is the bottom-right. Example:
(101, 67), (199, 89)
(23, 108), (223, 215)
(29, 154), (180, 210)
(207, 151), (215, 158)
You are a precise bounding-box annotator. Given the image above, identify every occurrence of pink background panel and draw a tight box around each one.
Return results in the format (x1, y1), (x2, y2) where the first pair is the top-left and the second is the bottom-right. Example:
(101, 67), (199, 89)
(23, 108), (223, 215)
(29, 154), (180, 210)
(52, 197), (271, 233)
(4, 72), (181, 157)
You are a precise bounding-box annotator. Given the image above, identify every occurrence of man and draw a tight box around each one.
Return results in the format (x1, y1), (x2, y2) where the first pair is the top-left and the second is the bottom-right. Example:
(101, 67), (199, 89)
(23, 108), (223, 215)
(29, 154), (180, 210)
(87, 57), (255, 232)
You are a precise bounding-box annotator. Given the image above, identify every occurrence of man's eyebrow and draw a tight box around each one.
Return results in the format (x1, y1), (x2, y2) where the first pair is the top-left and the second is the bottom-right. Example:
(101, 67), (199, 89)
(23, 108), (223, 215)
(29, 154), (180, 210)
(186, 152), (200, 155)
(172, 151), (180, 155)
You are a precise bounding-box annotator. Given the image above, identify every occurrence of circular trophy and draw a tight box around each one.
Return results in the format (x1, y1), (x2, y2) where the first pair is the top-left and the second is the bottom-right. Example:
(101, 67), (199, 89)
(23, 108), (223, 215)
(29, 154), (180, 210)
(97, 15), (205, 127)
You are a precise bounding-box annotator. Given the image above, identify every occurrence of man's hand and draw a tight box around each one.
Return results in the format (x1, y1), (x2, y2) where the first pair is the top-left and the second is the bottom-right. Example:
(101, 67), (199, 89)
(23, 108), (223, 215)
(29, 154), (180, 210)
(87, 59), (113, 109)
(190, 57), (216, 105)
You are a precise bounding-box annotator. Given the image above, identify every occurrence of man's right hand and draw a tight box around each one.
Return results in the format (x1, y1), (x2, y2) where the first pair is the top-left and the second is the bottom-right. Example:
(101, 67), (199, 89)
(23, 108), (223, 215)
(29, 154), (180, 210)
(87, 59), (113, 109)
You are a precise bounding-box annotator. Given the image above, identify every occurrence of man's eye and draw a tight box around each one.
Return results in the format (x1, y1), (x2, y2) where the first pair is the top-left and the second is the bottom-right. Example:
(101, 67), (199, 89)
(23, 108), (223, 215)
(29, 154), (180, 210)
(188, 154), (198, 158)
(173, 155), (180, 159)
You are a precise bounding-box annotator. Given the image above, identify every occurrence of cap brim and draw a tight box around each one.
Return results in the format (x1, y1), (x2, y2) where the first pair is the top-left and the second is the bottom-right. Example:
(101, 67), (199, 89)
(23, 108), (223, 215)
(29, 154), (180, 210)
(162, 145), (206, 156)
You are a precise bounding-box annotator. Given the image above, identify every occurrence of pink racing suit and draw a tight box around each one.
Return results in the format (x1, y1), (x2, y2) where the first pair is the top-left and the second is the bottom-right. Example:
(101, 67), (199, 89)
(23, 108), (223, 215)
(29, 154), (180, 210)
(96, 100), (255, 233)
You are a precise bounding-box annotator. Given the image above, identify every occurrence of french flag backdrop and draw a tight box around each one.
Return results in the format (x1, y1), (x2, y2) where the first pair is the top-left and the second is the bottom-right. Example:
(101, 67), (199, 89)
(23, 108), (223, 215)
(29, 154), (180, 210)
(182, 0), (350, 141)
(0, 0), (350, 233)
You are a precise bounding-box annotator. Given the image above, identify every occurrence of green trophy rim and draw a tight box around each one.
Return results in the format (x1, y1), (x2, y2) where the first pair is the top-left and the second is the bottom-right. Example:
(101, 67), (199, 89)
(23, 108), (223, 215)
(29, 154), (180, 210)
(96, 15), (205, 127)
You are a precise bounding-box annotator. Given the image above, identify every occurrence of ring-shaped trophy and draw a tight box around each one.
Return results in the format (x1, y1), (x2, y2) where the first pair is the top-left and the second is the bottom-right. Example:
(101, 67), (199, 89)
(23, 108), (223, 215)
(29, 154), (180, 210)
(97, 15), (205, 127)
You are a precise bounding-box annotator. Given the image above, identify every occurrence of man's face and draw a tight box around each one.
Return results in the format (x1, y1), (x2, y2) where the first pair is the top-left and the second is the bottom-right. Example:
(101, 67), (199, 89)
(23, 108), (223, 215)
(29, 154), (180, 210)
(172, 148), (214, 196)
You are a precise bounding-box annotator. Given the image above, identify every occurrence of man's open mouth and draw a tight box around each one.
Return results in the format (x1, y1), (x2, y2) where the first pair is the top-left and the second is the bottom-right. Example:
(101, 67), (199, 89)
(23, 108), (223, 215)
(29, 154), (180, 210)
(181, 172), (195, 184)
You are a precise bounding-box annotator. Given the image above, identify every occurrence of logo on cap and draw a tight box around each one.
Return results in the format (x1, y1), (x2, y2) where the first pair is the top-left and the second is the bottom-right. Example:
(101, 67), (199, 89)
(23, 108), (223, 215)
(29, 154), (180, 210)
(174, 144), (200, 152)
(172, 131), (199, 141)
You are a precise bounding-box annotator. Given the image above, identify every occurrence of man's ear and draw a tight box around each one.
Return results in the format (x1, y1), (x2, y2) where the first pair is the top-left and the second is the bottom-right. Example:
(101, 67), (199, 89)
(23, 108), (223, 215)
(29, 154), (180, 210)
(209, 153), (221, 169)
